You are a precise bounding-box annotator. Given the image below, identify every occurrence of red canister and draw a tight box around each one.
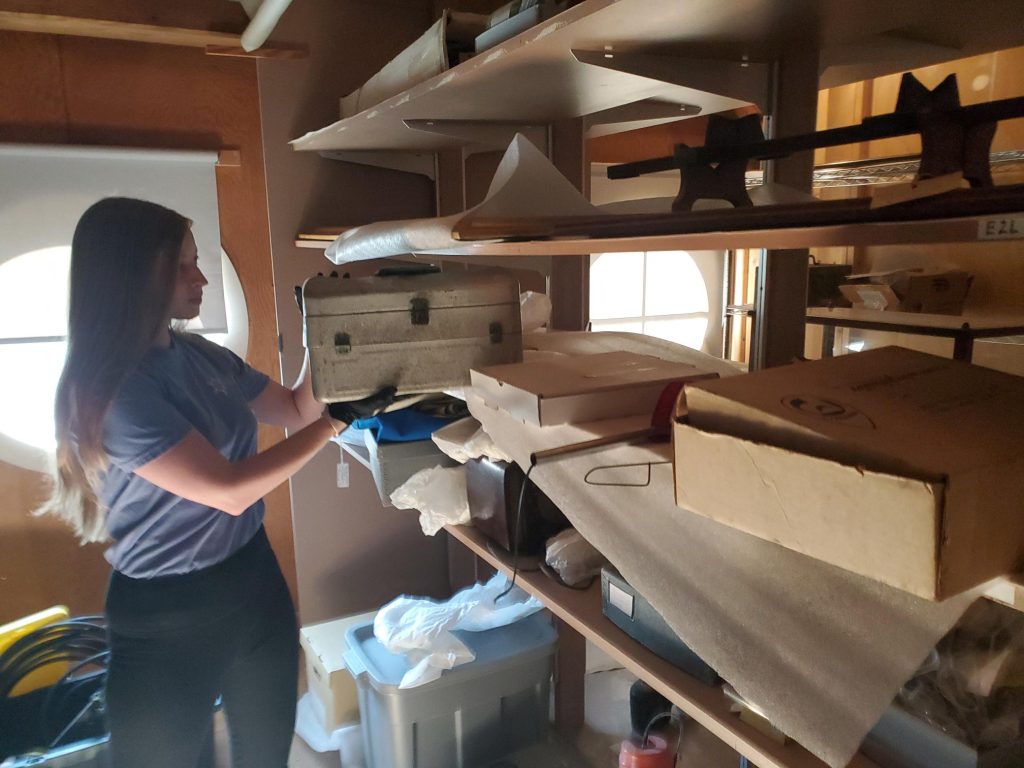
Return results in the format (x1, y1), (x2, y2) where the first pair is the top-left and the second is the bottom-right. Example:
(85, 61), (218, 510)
(618, 734), (674, 768)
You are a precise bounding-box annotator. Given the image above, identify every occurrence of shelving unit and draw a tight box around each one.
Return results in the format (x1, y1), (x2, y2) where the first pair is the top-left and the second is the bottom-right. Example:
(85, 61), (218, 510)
(445, 524), (880, 768)
(295, 207), (1024, 256)
(807, 307), (1024, 361)
(294, 2), (1024, 766)
(292, 0), (1024, 155)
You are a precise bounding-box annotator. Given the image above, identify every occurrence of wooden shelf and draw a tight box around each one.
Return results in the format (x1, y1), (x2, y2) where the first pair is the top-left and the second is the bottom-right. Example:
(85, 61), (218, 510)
(291, 0), (1024, 153)
(298, 208), (1024, 259)
(806, 308), (1024, 337)
(445, 524), (880, 768)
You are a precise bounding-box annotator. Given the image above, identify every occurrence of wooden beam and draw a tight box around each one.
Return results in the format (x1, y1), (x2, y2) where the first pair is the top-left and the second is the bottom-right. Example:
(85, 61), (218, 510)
(216, 149), (242, 167)
(0, 11), (307, 58)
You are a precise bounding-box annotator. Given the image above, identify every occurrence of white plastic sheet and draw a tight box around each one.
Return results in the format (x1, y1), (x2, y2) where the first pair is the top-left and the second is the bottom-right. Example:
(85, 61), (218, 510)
(373, 574), (543, 688)
(294, 692), (365, 766)
(520, 290), (552, 333)
(325, 134), (602, 264)
(389, 465), (469, 535)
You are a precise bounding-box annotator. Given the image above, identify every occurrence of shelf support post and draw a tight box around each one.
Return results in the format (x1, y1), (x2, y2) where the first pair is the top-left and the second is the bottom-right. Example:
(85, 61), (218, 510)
(548, 118), (590, 331)
(553, 617), (586, 736)
(751, 49), (819, 369)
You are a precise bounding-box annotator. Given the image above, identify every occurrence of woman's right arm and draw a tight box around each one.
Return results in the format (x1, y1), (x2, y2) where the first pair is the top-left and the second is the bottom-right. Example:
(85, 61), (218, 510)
(132, 416), (344, 516)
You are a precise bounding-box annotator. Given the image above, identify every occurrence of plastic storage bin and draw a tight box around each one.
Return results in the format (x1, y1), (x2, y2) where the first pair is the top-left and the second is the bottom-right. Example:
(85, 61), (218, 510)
(344, 611), (556, 768)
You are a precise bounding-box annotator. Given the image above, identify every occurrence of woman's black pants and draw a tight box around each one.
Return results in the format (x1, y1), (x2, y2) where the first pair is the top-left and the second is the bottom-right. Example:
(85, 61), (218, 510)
(104, 527), (298, 768)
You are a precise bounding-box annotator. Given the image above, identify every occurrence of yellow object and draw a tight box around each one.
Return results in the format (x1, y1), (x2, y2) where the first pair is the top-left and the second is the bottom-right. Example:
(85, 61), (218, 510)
(0, 605), (70, 697)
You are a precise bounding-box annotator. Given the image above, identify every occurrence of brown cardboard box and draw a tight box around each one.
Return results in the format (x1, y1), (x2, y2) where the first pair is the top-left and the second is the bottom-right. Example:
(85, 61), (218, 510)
(300, 611), (377, 731)
(839, 268), (972, 314)
(471, 351), (718, 426)
(674, 347), (1024, 599)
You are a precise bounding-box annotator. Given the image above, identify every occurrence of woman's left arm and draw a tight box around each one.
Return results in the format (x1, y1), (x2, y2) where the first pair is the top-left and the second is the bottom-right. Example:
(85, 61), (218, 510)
(249, 351), (324, 432)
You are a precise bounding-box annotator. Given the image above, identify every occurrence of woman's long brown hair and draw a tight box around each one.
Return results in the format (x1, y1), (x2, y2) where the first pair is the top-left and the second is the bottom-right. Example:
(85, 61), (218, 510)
(37, 198), (189, 542)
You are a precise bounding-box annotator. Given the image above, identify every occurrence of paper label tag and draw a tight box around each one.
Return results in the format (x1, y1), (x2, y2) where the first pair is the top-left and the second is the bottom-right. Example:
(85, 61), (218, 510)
(977, 217), (1024, 240)
(608, 582), (635, 618)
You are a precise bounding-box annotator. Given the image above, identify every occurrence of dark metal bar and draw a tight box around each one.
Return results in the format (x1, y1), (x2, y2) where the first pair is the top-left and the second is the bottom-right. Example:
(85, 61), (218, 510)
(608, 96), (1024, 180)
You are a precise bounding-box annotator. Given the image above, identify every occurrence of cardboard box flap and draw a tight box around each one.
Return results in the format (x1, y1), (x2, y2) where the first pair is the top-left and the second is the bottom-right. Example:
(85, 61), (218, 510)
(472, 351), (718, 425)
(684, 347), (1024, 482)
(476, 351), (707, 398)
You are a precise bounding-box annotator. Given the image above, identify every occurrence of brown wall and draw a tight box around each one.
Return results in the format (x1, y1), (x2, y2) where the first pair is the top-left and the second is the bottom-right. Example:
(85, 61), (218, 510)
(257, 0), (455, 625)
(0, 17), (289, 621)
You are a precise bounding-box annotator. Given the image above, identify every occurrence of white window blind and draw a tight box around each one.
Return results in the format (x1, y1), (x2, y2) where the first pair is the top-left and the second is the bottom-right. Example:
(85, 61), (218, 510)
(0, 144), (226, 332)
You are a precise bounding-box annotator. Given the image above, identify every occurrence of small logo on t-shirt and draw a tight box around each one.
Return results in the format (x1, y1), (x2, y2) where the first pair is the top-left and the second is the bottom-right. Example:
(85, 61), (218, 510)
(209, 377), (229, 396)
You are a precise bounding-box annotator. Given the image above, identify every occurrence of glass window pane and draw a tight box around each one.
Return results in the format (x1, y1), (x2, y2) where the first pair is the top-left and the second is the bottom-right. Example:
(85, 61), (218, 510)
(589, 252), (644, 320)
(0, 341), (66, 450)
(643, 316), (709, 351)
(0, 247), (71, 339)
(591, 319), (644, 335)
(644, 250), (709, 316)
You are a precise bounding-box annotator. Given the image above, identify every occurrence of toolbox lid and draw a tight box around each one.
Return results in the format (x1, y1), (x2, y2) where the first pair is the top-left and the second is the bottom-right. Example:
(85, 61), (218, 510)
(343, 610), (555, 694)
(303, 269), (520, 316)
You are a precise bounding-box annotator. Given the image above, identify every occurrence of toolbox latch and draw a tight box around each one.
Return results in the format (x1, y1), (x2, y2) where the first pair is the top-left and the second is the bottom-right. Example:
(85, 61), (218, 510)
(489, 322), (503, 344)
(334, 332), (351, 354)
(410, 298), (430, 325)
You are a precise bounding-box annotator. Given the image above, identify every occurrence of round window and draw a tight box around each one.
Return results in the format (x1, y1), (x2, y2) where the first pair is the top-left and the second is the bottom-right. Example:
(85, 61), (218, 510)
(0, 247), (249, 472)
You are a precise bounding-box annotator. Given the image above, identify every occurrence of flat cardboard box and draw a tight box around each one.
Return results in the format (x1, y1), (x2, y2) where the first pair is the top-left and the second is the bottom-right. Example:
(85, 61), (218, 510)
(300, 611), (377, 732)
(471, 351), (718, 426)
(839, 268), (972, 314)
(674, 347), (1024, 599)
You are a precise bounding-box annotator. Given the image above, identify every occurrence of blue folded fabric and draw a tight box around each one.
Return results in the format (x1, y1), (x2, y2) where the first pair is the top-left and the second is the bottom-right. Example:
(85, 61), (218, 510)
(352, 409), (458, 442)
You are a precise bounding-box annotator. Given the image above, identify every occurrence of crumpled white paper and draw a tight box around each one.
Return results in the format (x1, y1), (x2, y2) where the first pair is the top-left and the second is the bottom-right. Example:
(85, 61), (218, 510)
(432, 417), (514, 465)
(520, 290), (552, 333)
(389, 465), (469, 535)
(373, 574), (543, 688)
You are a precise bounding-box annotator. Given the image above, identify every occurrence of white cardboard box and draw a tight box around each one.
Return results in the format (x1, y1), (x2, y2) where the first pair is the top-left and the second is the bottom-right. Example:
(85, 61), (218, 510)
(365, 429), (457, 505)
(300, 611), (377, 732)
(471, 351), (718, 426)
(674, 346), (1024, 600)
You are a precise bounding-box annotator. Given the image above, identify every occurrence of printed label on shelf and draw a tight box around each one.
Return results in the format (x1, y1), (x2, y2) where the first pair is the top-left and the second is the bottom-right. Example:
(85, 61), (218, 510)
(977, 217), (1024, 240)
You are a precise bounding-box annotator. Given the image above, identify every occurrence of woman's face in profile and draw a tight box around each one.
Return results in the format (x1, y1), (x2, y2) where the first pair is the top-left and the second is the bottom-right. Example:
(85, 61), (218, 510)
(168, 229), (207, 321)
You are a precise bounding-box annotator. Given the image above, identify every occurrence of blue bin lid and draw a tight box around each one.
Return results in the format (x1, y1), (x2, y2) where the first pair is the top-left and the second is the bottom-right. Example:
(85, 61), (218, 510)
(345, 610), (555, 692)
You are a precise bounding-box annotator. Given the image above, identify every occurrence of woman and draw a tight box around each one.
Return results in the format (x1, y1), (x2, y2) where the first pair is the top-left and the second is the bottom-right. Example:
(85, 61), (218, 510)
(38, 197), (393, 768)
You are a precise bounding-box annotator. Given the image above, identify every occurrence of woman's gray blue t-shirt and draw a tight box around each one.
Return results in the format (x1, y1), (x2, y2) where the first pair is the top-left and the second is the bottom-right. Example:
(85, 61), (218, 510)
(100, 332), (269, 578)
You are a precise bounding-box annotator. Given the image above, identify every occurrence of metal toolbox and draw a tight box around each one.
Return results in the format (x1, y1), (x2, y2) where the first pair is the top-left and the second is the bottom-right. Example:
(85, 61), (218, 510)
(303, 270), (522, 402)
